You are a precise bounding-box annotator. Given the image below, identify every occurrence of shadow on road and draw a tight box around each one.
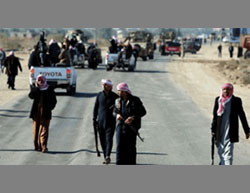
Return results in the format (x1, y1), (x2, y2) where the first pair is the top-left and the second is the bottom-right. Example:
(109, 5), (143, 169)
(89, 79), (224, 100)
(47, 149), (97, 155)
(0, 109), (30, 118)
(53, 115), (83, 120)
(55, 92), (98, 98)
(112, 69), (168, 74)
(0, 114), (28, 118)
(0, 149), (167, 157)
(0, 149), (34, 152)
(74, 92), (98, 98)
(0, 109), (29, 113)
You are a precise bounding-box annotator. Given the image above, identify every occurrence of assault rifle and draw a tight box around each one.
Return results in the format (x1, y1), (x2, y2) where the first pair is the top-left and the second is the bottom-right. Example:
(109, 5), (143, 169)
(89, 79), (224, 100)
(211, 134), (215, 165)
(113, 105), (144, 142)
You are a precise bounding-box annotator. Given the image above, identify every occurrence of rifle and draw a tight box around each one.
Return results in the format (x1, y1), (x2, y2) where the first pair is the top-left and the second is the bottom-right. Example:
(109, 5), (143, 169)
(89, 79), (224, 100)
(211, 134), (215, 165)
(93, 121), (101, 157)
(114, 105), (144, 142)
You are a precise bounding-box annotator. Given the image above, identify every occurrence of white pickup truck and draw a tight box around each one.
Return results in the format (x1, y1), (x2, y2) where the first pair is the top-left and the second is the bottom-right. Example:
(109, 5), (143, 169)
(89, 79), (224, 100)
(29, 65), (77, 95)
(105, 51), (136, 71)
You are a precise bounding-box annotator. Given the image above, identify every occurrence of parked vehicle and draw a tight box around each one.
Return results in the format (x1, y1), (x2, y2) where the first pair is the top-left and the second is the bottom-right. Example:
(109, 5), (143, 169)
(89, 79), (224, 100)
(29, 64), (77, 95)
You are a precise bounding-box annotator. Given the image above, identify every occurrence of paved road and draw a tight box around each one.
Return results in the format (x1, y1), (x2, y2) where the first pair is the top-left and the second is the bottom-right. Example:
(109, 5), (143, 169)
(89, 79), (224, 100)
(1, 53), (250, 165)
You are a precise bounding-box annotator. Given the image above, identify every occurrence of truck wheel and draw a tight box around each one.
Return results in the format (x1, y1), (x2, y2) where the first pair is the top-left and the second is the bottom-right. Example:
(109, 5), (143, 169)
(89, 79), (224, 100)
(149, 55), (154, 59)
(178, 53), (181, 57)
(128, 66), (134, 72)
(142, 56), (147, 61)
(244, 50), (250, 59)
(67, 85), (76, 96)
(106, 65), (112, 71)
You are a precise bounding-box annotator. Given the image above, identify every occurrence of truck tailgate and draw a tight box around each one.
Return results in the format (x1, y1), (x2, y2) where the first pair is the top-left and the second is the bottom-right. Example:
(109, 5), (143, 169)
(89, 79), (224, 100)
(33, 67), (67, 80)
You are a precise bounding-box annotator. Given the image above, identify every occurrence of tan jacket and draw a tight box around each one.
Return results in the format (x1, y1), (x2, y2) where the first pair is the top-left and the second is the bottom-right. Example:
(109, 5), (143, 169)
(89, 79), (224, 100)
(58, 49), (71, 66)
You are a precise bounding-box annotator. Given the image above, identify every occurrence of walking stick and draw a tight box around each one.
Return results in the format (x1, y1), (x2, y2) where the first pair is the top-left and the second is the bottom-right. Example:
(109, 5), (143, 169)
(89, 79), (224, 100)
(211, 135), (215, 165)
(93, 121), (101, 157)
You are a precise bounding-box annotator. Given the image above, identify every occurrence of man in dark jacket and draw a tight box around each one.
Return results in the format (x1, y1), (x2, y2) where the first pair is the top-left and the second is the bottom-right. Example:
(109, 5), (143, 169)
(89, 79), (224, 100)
(229, 45), (234, 58)
(88, 45), (98, 69)
(28, 45), (41, 69)
(211, 83), (250, 165)
(29, 75), (57, 153)
(93, 79), (118, 164)
(114, 82), (146, 165)
(4, 51), (22, 90)
(48, 39), (61, 66)
(217, 44), (222, 57)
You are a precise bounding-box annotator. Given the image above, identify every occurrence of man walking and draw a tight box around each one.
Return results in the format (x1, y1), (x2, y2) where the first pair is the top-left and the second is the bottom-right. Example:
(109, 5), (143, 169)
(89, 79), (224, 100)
(229, 45), (234, 58)
(29, 75), (57, 153)
(211, 83), (250, 165)
(93, 79), (118, 164)
(217, 44), (222, 57)
(3, 51), (22, 90)
(114, 82), (146, 165)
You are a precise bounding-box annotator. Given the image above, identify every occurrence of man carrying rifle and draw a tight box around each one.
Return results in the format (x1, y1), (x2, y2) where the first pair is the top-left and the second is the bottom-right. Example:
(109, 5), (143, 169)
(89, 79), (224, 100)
(211, 83), (250, 165)
(114, 82), (146, 165)
(93, 79), (118, 164)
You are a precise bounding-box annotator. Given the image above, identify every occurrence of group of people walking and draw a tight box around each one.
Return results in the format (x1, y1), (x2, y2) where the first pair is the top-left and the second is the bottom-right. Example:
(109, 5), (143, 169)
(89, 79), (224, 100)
(93, 79), (147, 165)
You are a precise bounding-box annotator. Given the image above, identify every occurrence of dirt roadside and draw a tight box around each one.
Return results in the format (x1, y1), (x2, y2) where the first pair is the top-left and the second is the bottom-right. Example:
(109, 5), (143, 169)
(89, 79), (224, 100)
(167, 42), (250, 138)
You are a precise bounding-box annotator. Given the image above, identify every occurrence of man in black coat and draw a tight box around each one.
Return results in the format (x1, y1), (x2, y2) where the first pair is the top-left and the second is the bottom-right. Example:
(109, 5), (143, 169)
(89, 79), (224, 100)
(29, 75), (57, 153)
(211, 83), (250, 165)
(48, 40), (61, 65)
(114, 82), (146, 165)
(3, 51), (22, 90)
(229, 45), (234, 58)
(93, 79), (118, 164)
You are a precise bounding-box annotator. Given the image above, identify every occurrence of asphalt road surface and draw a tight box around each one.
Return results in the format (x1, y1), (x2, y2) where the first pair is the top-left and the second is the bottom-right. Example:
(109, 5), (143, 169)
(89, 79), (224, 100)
(1, 53), (250, 165)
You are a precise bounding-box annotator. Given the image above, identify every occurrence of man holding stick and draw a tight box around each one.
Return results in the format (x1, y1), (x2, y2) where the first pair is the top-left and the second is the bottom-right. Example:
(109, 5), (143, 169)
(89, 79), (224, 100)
(93, 79), (118, 164)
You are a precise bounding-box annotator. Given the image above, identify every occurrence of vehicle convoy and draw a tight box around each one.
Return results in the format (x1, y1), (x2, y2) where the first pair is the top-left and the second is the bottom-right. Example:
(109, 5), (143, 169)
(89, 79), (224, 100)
(29, 65), (77, 95)
(161, 41), (181, 56)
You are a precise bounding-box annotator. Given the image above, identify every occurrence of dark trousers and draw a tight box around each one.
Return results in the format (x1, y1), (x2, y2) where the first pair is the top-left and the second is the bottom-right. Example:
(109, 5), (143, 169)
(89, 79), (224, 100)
(229, 51), (233, 58)
(98, 127), (115, 158)
(7, 75), (16, 89)
(116, 124), (137, 165)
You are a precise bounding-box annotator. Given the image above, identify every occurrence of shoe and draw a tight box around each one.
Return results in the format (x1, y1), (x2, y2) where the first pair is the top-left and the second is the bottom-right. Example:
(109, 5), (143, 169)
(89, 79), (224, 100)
(102, 157), (111, 165)
(105, 157), (111, 164)
(11, 87), (16, 90)
(42, 148), (48, 153)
